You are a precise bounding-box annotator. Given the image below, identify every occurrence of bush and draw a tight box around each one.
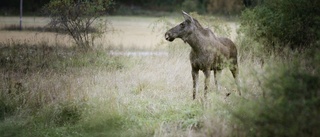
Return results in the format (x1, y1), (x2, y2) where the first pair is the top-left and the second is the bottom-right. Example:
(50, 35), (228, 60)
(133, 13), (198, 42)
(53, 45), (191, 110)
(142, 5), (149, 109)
(240, 0), (320, 50)
(43, 0), (113, 49)
(232, 52), (320, 137)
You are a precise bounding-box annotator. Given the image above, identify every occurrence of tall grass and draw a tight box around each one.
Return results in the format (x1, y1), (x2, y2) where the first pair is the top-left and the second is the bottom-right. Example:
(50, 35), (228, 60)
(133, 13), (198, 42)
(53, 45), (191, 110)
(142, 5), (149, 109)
(0, 39), (207, 136)
(229, 10), (320, 136)
(230, 49), (320, 136)
(1, 15), (319, 137)
(0, 41), (128, 136)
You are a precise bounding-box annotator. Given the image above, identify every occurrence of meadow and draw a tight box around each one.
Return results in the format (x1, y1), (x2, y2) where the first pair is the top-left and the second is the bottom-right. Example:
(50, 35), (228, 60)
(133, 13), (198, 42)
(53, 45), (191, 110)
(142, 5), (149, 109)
(1, 15), (318, 137)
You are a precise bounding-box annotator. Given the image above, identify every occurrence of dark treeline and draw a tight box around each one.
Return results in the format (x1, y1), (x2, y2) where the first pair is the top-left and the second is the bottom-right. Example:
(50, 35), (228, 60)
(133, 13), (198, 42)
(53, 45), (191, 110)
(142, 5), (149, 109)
(1, 0), (51, 15)
(0, 0), (262, 16)
(116, 0), (184, 10)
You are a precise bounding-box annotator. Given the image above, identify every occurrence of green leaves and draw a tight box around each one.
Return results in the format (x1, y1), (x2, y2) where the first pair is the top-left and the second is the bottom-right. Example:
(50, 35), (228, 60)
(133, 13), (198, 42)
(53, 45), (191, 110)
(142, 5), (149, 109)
(240, 0), (320, 50)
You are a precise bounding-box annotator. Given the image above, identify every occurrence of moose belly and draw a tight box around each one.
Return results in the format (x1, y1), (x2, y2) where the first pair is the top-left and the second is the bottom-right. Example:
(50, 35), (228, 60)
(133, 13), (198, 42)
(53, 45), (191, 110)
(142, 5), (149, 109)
(190, 54), (225, 71)
(190, 55), (216, 71)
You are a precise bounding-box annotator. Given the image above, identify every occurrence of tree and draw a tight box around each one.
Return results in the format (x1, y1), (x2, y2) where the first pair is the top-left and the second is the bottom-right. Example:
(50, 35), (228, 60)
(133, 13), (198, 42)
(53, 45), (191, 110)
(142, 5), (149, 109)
(44, 0), (113, 49)
(240, 0), (320, 50)
(206, 0), (244, 14)
(20, 0), (23, 30)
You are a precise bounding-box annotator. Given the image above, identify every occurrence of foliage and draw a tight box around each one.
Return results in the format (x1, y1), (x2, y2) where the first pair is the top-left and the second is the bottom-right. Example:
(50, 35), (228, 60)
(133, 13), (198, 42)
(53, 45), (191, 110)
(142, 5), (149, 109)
(0, 41), (124, 73)
(0, 41), (124, 118)
(181, 0), (199, 13)
(0, 41), (127, 136)
(43, 0), (113, 49)
(1, 0), (247, 16)
(240, 0), (320, 50)
(207, 0), (244, 14)
(232, 51), (320, 137)
(116, 0), (183, 11)
(0, 0), (51, 15)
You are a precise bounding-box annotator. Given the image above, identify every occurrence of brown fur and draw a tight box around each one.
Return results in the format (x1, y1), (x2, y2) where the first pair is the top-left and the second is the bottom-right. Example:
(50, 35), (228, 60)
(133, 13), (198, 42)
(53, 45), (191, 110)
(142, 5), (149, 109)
(165, 11), (240, 99)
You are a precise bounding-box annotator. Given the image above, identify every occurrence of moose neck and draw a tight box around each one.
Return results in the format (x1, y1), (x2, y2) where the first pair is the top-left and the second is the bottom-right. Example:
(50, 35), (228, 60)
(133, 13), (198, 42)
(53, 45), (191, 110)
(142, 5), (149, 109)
(184, 29), (208, 53)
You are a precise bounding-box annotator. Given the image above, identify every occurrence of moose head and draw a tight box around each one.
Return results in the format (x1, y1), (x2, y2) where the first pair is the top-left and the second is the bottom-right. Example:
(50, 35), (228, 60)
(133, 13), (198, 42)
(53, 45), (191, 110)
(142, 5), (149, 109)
(165, 11), (197, 42)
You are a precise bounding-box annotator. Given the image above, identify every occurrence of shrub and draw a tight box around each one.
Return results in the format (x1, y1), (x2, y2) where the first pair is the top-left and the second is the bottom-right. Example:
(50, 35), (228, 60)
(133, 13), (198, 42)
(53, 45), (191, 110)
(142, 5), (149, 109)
(240, 0), (320, 50)
(43, 0), (114, 49)
(232, 52), (320, 137)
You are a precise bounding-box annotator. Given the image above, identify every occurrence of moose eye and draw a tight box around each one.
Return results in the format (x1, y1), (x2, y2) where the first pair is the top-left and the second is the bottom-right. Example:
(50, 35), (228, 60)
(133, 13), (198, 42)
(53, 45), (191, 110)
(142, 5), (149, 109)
(180, 23), (185, 29)
(180, 23), (185, 28)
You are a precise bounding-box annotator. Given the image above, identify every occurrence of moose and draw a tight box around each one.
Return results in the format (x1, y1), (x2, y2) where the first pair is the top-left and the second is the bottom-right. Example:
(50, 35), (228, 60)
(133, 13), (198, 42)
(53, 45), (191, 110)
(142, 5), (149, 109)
(165, 11), (240, 99)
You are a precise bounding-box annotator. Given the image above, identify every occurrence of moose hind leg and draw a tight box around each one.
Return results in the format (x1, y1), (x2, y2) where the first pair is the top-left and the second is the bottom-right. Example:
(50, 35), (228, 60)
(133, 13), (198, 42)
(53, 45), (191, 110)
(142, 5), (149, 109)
(231, 66), (241, 96)
(231, 65), (238, 78)
(203, 69), (211, 98)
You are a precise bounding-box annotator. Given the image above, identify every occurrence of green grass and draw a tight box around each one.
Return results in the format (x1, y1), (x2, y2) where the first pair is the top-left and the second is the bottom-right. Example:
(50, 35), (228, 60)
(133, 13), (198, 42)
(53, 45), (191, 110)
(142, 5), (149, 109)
(0, 15), (319, 137)
(0, 39), (246, 136)
(0, 41), (207, 137)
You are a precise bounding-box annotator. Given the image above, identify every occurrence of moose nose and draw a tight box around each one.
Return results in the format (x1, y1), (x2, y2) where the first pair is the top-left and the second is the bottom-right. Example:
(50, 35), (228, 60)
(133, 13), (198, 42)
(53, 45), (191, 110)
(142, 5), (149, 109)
(165, 32), (170, 40)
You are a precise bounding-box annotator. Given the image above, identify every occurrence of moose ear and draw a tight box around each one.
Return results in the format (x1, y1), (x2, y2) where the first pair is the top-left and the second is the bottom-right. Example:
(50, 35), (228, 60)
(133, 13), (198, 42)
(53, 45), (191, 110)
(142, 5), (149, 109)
(182, 11), (194, 23)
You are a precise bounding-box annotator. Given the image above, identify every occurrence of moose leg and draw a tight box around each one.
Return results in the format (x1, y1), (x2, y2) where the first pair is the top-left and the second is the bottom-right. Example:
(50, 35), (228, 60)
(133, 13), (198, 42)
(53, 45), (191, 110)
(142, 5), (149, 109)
(230, 63), (238, 79)
(231, 66), (241, 96)
(203, 69), (211, 98)
(214, 69), (222, 92)
(192, 69), (199, 100)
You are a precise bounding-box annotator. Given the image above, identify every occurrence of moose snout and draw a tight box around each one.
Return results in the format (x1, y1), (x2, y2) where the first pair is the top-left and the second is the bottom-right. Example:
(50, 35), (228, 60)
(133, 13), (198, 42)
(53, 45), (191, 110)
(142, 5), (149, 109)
(165, 32), (170, 40)
(165, 32), (175, 42)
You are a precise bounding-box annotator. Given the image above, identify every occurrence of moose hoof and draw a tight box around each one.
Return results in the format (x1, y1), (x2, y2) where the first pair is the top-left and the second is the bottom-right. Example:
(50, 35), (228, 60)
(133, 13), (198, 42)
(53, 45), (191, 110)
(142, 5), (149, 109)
(226, 92), (231, 97)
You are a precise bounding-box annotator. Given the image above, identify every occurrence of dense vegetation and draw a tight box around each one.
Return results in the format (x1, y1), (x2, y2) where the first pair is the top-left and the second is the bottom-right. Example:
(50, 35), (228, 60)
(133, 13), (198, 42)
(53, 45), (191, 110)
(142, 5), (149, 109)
(0, 0), (319, 136)
(233, 0), (320, 136)
(240, 0), (320, 50)
(1, 0), (260, 15)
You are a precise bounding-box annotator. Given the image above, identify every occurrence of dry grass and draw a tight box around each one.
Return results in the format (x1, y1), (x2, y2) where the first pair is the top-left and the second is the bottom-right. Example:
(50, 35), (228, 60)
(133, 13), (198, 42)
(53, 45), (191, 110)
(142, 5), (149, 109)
(0, 16), (165, 50)
(0, 16), (267, 137)
(0, 16), (238, 50)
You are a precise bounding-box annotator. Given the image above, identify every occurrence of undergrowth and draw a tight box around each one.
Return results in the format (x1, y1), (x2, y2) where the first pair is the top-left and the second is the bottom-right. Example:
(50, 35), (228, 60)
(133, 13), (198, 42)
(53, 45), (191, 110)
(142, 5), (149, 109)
(0, 24), (98, 34)
(0, 41), (128, 137)
(0, 41), (125, 73)
(1, 13), (319, 137)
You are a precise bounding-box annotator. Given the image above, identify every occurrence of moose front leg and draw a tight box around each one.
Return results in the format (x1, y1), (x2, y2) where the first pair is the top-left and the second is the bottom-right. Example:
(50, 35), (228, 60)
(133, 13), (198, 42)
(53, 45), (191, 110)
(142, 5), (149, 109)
(203, 69), (211, 98)
(214, 69), (222, 92)
(192, 69), (199, 100)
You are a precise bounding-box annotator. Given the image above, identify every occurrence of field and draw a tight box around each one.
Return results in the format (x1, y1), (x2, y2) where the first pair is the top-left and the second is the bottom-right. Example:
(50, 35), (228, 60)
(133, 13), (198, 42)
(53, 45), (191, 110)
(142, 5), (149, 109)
(0, 16), (274, 136)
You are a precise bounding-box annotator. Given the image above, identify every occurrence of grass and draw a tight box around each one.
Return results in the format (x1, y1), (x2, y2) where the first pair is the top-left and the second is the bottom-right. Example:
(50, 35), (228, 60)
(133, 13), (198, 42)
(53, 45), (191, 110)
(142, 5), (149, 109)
(0, 24), (98, 34)
(0, 16), (251, 137)
(0, 16), (319, 137)
(0, 16), (166, 51)
(0, 40), (241, 136)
